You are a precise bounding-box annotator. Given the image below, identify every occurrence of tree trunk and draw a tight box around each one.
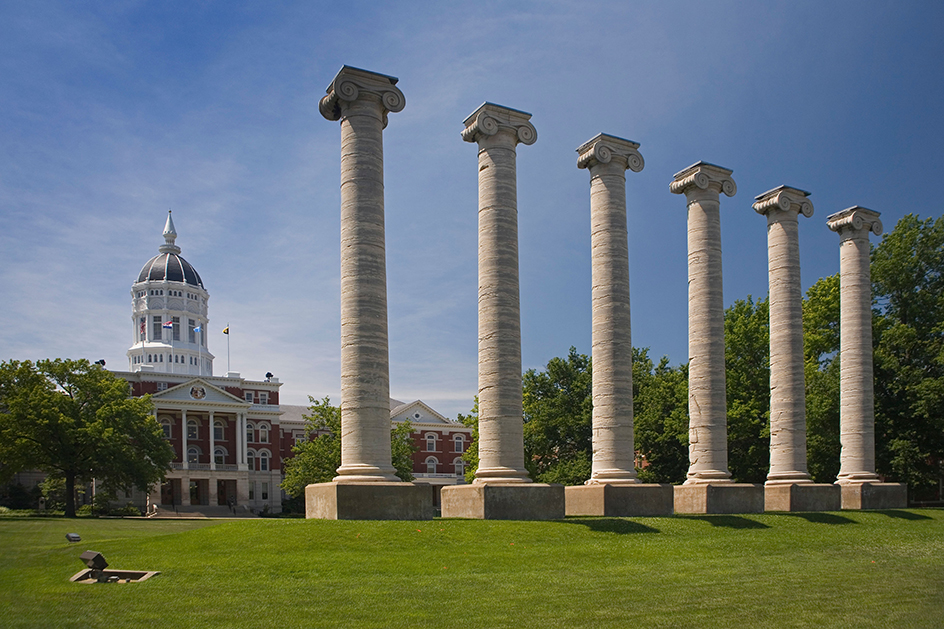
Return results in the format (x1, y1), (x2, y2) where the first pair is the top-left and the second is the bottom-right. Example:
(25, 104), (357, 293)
(64, 473), (76, 518)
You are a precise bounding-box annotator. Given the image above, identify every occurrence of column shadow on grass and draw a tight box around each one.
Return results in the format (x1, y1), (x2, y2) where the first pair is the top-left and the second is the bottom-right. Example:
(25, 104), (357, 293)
(558, 518), (660, 535)
(876, 509), (932, 521)
(682, 515), (769, 529)
(780, 512), (856, 525)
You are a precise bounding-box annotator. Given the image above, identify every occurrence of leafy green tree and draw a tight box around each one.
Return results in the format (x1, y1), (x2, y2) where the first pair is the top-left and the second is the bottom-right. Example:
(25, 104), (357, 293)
(871, 214), (944, 496)
(522, 348), (593, 485)
(803, 274), (842, 483)
(457, 397), (479, 484)
(633, 348), (689, 484)
(724, 296), (771, 483)
(0, 358), (173, 517)
(281, 396), (416, 498)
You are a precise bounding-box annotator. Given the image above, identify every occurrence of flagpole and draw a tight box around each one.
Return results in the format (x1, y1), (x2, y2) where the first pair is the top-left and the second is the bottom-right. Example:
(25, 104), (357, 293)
(227, 322), (231, 373)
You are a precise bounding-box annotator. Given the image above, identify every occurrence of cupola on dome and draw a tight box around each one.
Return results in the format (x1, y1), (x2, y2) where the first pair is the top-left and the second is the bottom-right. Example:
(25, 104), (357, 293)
(136, 211), (204, 288)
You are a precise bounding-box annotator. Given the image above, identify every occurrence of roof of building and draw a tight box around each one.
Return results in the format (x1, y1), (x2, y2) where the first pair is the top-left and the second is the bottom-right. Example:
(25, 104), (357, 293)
(135, 211), (205, 288)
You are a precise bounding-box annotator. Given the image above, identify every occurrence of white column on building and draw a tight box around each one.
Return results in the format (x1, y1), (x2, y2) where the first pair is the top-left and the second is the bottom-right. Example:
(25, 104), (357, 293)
(209, 410), (216, 471)
(181, 409), (188, 470)
(320, 65), (405, 483)
(670, 161), (737, 484)
(576, 133), (644, 485)
(462, 102), (537, 484)
(237, 412), (246, 468)
(827, 206), (884, 485)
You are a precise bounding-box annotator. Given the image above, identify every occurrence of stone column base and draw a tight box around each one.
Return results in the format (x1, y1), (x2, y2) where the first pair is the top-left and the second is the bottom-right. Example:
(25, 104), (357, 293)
(674, 483), (764, 514)
(765, 483), (841, 512)
(441, 483), (564, 520)
(565, 484), (674, 516)
(305, 482), (433, 520)
(840, 482), (908, 510)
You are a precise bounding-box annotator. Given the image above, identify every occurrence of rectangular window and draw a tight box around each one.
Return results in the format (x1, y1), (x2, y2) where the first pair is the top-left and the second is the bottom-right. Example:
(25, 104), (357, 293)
(187, 422), (197, 440)
(262, 483), (268, 500)
(245, 391), (254, 403)
(259, 392), (268, 405)
(248, 482), (255, 500)
(188, 319), (196, 343)
(172, 316), (180, 341)
(214, 422), (224, 441)
(153, 316), (162, 341)
(157, 382), (167, 391)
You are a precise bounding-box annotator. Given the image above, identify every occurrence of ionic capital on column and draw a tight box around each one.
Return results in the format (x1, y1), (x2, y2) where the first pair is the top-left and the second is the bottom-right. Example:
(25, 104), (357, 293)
(462, 102), (537, 147)
(576, 133), (644, 173)
(319, 65), (406, 127)
(827, 206), (883, 239)
(670, 161), (737, 199)
(753, 185), (814, 221)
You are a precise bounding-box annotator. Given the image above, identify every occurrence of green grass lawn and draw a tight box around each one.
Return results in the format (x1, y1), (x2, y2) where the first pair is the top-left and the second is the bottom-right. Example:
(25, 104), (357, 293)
(1, 510), (942, 628)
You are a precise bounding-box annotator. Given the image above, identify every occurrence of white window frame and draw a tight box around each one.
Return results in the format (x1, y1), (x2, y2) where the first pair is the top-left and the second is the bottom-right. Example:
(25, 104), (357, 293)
(187, 419), (198, 440)
(214, 420), (225, 442)
(425, 457), (438, 475)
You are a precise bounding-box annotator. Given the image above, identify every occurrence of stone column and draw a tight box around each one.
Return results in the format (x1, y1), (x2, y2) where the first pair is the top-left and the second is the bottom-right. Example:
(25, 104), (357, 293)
(440, 103), (564, 520)
(670, 162), (764, 514)
(827, 206), (882, 484)
(670, 162), (737, 484)
(307, 66), (431, 520)
(563, 134), (674, 518)
(463, 103), (536, 484)
(755, 187), (840, 512)
(754, 186), (814, 485)
(320, 66), (404, 484)
(578, 134), (644, 484)
(827, 207), (906, 509)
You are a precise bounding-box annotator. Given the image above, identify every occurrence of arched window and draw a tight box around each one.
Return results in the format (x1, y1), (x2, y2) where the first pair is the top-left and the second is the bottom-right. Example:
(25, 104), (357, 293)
(214, 420), (224, 441)
(454, 458), (465, 477)
(187, 419), (198, 440)
(425, 457), (438, 475)
(159, 418), (172, 439)
(259, 424), (269, 444)
(246, 422), (254, 444)
(214, 447), (226, 465)
(453, 434), (465, 453)
(247, 450), (255, 471)
(425, 434), (437, 452)
(187, 447), (200, 464)
(259, 450), (270, 472)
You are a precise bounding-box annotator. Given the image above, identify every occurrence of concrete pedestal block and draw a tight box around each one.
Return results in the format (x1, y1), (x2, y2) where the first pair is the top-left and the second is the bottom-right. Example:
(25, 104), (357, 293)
(305, 482), (433, 520)
(565, 483), (674, 517)
(765, 483), (841, 512)
(441, 483), (564, 520)
(674, 483), (764, 514)
(840, 482), (907, 510)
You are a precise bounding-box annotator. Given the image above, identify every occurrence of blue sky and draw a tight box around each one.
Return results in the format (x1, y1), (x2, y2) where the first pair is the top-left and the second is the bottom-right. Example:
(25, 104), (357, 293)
(1, 1), (942, 420)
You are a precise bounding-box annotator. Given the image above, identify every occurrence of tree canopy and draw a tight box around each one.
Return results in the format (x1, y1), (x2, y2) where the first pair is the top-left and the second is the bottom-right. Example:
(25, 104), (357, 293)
(281, 396), (416, 498)
(0, 358), (173, 517)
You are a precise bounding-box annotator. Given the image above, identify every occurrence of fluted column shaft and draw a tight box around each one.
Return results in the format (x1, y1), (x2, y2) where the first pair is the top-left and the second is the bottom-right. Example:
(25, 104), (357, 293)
(577, 134), (644, 484)
(828, 207), (883, 484)
(463, 103), (537, 484)
(321, 67), (405, 483)
(754, 187), (814, 485)
(671, 162), (736, 484)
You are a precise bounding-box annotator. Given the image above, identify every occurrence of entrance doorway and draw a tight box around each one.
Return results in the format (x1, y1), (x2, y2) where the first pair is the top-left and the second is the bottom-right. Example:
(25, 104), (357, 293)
(161, 479), (181, 505)
(189, 479), (209, 505)
(217, 480), (237, 506)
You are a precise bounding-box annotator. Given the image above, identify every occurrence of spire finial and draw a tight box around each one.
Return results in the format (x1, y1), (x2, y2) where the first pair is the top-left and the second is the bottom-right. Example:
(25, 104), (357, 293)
(159, 210), (181, 254)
